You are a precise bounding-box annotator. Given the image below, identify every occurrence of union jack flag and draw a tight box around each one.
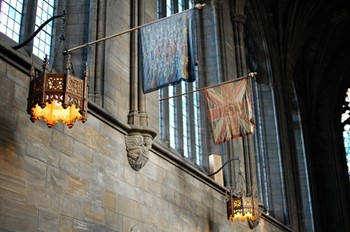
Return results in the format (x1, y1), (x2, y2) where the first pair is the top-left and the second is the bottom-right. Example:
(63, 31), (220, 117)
(204, 78), (254, 144)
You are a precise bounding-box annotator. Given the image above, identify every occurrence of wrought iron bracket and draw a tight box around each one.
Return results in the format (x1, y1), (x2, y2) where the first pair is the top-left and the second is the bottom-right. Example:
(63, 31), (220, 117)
(12, 11), (66, 50)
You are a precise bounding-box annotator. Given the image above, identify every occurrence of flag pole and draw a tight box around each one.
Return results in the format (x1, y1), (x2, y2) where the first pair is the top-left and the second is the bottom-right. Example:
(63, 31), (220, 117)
(159, 72), (257, 101)
(65, 4), (206, 54)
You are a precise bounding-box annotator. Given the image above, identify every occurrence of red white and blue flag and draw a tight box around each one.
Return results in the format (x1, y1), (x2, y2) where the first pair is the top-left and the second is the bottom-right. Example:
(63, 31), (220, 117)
(204, 78), (255, 144)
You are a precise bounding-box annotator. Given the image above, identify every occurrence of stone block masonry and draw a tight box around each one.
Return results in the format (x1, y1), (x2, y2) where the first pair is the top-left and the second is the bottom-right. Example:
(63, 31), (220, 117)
(0, 0), (291, 231)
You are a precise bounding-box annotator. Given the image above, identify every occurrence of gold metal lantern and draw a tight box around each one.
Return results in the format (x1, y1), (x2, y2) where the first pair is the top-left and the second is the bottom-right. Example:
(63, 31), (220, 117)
(27, 55), (88, 128)
(227, 195), (259, 222)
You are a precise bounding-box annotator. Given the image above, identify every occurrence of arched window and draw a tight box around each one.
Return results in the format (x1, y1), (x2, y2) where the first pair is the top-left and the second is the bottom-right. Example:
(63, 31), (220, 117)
(158, 0), (203, 165)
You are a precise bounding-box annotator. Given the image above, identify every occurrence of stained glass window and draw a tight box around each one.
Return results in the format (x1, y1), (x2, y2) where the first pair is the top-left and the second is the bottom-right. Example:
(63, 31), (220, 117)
(341, 88), (350, 181)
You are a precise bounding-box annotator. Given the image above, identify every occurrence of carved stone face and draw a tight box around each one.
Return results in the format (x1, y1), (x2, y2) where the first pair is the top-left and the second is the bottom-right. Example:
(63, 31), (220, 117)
(143, 136), (152, 149)
(125, 133), (153, 171)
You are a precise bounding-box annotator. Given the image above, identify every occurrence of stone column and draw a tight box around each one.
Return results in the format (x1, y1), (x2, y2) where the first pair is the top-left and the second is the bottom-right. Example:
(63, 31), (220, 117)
(22, 0), (38, 56)
(87, 0), (106, 106)
(94, 0), (106, 106)
(128, 0), (140, 125)
(126, 0), (156, 171)
(136, 0), (149, 127)
(232, 0), (260, 226)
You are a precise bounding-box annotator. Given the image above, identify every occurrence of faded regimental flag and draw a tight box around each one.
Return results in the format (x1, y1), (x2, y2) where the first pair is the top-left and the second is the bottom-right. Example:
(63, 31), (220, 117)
(204, 78), (255, 144)
(139, 8), (197, 93)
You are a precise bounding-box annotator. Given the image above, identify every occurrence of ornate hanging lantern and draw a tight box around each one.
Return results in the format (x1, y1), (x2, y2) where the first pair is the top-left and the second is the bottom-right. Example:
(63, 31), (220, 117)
(227, 195), (259, 222)
(27, 55), (88, 128)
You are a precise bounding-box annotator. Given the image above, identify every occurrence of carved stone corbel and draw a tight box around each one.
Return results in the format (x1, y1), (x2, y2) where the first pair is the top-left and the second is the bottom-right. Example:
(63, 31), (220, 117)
(125, 126), (157, 171)
(125, 0), (156, 171)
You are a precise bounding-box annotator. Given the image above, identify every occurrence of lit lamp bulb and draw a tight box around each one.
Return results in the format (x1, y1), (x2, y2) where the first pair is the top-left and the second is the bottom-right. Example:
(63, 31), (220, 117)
(30, 100), (84, 128)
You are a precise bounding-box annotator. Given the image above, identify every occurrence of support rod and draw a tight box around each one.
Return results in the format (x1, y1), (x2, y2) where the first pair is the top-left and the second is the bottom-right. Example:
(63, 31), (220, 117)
(65, 4), (206, 53)
(12, 11), (66, 50)
(159, 72), (257, 101)
(208, 157), (239, 177)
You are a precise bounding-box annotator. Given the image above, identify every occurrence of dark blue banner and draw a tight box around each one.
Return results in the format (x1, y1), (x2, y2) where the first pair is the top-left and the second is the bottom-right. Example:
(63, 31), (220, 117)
(139, 9), (197, 93)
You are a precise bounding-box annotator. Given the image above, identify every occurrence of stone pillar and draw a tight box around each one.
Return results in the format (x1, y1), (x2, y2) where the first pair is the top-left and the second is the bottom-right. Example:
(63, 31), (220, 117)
(126, 0), (157, 170)
(211, 0), (224, 82)
(128, 0), (140, 125)
(94, 0), (106, 106)
(136, 0), (149, 127)
(22, 0), (37, 56)
(232, 0), (260, 226)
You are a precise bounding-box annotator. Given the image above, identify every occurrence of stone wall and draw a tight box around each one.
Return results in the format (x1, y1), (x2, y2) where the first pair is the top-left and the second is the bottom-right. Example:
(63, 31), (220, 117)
(0, 52), (291, 232)
(0, 0), (292, 231)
